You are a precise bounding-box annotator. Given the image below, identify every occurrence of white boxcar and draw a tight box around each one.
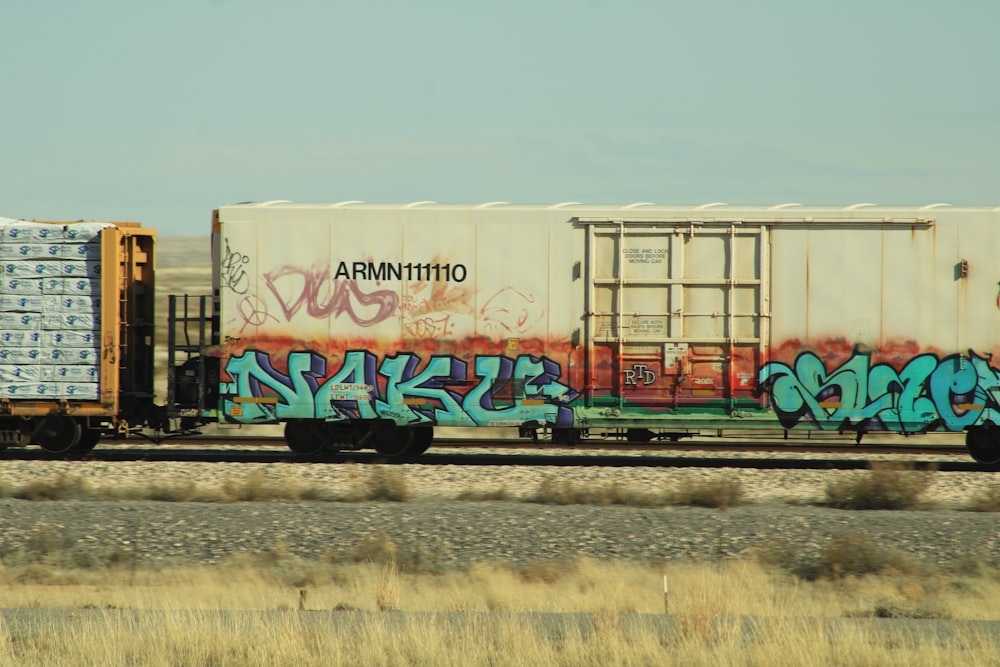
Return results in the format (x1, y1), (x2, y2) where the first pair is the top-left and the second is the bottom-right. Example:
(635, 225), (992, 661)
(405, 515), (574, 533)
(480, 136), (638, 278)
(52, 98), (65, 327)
(212, 202), (1000, 463)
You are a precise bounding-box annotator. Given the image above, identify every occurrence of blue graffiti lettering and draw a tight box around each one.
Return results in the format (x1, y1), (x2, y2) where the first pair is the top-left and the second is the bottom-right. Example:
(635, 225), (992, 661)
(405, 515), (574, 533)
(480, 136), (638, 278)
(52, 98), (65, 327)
(758, 350), (1000, 432)
(380, 354), (473, 425)
(315, 350), (379, 420)
(222, 350), (581, 427)
(223, 350), (327, 421)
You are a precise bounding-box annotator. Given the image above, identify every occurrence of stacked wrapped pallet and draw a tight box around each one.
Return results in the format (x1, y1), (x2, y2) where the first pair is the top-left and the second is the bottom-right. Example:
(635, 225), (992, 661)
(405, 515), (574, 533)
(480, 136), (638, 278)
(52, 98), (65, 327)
(0, 218), (108, 401)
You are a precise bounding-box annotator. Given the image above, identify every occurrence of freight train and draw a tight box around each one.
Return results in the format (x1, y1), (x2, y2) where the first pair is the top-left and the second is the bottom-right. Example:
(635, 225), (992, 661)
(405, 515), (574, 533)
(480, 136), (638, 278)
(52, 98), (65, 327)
(2, 203), (999, 465)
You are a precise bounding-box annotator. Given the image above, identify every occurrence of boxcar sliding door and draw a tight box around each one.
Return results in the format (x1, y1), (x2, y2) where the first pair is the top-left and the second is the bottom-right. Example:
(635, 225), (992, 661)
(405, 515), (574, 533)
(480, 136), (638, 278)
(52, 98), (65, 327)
(580, 217), (769, 414)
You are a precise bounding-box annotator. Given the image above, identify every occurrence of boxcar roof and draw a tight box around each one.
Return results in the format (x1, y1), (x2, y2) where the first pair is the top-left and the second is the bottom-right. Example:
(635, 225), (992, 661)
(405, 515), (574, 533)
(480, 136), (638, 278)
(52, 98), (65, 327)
(219, 201), (1000, 214)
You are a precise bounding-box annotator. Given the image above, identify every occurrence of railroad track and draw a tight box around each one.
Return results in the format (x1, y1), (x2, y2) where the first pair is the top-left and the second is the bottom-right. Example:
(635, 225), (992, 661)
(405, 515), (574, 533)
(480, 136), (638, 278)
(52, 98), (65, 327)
(1, 437), (994, 472)
(69, 434), (976, 455)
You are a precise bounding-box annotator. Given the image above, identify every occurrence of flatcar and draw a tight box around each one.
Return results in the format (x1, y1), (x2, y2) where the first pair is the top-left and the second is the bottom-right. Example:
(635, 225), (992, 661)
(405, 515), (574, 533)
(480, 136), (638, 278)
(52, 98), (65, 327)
(3, 203), (1000, 465)
(0, 218), (154, 454)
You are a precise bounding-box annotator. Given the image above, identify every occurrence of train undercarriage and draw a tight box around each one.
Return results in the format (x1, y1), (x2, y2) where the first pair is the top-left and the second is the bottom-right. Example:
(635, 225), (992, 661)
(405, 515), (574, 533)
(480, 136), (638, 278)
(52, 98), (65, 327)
(4, 410), (1000, 466)
(282, 419), (434, 457)
(0, 415), (107, 456)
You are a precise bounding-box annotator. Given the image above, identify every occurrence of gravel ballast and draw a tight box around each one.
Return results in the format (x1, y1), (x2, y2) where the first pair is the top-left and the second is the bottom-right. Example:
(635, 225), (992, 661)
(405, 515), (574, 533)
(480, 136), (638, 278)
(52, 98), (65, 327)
(2, 498), (998, 569)
(1, 452), (998, 569)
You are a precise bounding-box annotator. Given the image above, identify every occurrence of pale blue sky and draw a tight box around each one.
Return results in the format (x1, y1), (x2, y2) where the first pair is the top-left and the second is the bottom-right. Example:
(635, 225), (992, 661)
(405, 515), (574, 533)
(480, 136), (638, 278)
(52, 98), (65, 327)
(2, 1), (997, 235)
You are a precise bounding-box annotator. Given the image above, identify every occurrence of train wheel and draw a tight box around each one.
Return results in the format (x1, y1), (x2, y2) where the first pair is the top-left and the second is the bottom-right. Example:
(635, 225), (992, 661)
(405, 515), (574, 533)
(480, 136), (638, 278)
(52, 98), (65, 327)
(966, 424), (1000, 465)
(407, 427), (434, 456)
(284, 419), (329, 456)
(33, 416), (82, 455)
(371, 420), (413, 457)
(70, 427), (103, 455)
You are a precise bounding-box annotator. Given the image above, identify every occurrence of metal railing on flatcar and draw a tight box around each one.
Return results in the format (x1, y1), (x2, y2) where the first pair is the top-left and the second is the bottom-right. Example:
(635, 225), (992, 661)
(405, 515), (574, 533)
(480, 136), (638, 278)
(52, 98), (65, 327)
(166, 294), (219, 424)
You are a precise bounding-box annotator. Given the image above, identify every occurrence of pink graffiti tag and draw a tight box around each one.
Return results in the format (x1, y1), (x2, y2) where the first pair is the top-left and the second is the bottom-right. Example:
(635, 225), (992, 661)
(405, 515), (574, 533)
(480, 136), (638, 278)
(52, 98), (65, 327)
(480, 287), (543, 334)
(263, 265), (399, 327)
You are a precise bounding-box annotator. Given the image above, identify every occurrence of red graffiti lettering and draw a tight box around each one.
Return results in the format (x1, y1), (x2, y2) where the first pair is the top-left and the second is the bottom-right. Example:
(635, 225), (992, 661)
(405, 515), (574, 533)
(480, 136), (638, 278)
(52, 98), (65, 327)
(263, 265), (399, 327)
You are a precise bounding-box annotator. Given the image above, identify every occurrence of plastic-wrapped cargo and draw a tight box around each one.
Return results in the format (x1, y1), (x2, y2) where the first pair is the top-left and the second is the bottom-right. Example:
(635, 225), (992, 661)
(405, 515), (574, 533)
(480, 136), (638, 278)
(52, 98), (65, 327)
(0, 244), (62, 260)
(0, 220), (108, 402)
(0, 217), (155, 454)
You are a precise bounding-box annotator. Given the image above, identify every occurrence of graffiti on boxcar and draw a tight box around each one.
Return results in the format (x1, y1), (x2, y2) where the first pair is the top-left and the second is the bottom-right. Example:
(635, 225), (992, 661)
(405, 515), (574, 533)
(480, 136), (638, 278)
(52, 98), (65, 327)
(758, 350), (1000, 432)
(400, 282), (472, 318)
(263, 265), (398, 326)
(236, 293), (277, 333)
(221, 238), (251, 295)
(400, 281), (472, 339)
(403, 314), (454, 338)
(222, 350), (579, 427)
(480, 287), (544, 334)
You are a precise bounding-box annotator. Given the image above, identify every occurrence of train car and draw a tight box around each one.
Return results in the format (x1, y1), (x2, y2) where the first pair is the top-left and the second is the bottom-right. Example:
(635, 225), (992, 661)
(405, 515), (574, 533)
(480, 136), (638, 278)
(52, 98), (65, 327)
(202, 202), (1000, 464)
(0, 218), (155, 454)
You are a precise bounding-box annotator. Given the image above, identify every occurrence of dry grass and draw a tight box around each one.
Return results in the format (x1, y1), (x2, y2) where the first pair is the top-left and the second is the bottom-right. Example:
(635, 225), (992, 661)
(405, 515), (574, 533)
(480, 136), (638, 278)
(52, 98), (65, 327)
(0, 610), (996, 667)
(963, 485), (1000, 512)
(0, 467), (413, 504)
(5, 529), (1000, 622)
(0, 556), (998, 665)
(1, 470), (339, 503)
(528, 475), (744, 508)
(0, 469), (745, 508)
(671, 476), (744, 508)
(823, 462), (936, 510)
(0, 554), (994, 618)
(756, 529), (926, 583)
(372, 559), (401, 611)
(348, 533), (443, 574)
(455, 486), (514, 501)
(529, 477), (665, 506)
(10, 473), (95, 501)
(345, 466), (411, 502)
